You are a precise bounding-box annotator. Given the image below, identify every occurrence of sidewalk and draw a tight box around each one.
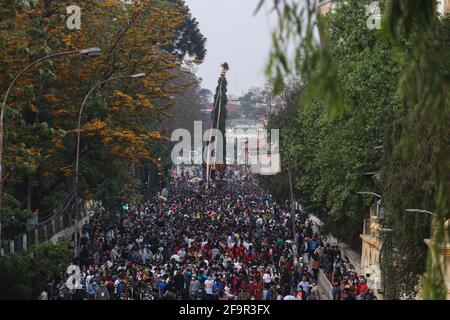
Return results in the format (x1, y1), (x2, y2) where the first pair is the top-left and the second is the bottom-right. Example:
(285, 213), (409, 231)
(309, 214), (362, 274)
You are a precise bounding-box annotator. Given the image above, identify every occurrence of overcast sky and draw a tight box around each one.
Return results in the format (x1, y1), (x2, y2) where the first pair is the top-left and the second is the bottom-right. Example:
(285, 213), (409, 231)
(185, 0), (277, 97)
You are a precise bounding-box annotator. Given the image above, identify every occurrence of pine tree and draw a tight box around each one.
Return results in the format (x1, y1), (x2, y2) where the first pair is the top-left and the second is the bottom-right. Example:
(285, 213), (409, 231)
(209, 63), (229, 170)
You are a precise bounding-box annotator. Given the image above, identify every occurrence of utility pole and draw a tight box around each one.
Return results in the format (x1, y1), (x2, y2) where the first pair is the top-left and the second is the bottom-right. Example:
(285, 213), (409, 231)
(286, 152), (299, 261)
(73, 73), (146, 256)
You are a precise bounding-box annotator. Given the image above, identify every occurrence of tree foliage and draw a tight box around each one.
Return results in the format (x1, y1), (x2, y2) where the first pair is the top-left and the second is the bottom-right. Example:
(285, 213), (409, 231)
(0, 0), (204, 237)
(0, 241), (73, 300)
(258, 0), (449, 298)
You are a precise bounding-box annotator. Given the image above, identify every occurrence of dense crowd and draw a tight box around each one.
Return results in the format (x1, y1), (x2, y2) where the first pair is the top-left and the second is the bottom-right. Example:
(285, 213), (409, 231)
(38, 168), (376, 300)
(309, 244), (377, 300)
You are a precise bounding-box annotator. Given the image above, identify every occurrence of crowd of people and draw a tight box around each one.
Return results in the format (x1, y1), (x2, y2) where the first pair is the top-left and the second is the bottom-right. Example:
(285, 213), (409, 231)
(39, 167), (376, 300)
(309, 243), (378, 300)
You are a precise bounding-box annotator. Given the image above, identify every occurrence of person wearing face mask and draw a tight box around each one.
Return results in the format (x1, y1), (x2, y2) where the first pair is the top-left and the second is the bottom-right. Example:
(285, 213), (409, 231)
(87, 280), (99, 300)
(189, 275), (200, 300)
(204, 275), (214, 300)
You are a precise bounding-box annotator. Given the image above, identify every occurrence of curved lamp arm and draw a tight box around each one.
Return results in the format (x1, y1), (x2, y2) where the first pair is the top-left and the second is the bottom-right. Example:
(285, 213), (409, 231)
(72, 72), (146, 256)
(1, 48), (101, 118)
(0, 47), (100, 251)
(75, 73), (147, 174)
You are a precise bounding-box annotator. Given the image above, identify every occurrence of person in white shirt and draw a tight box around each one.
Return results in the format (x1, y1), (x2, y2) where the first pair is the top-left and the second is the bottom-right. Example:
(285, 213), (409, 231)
(39, 290), (48, 300)
(297, 276), (310, 295)
(224, 284), (232, 299)
(204, 276), (214, 298)
(211, 247), (219, 260)
(85, 271), (93, 289)
(136, 235), (144, 245)
(227, 235), (234, 248)
(284, 290), (302, 300)
(243, 240), (253, 251)
(185, 237), (194, 248)
(114, 278), (120, 296)
(142, 247), (152, 264)
(256, 217), (263, 225)
(170, 253), (182, 264)
(263, 272), (271, 284)
(177, 248), (186, 261)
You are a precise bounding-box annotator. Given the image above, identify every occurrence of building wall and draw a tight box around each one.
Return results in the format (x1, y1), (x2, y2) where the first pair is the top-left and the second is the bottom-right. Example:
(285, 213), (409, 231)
(424, 220), (450, 300)
(361, 234), (382, 270)
(360, 214), (384, 299)
(317, 0), (338, 16)
(438, 0), (450, 15)
(49, 215), (90, 244)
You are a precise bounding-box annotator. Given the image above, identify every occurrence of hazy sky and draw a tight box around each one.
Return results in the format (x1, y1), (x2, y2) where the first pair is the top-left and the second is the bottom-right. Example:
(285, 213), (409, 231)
(185, 0), (277, 97)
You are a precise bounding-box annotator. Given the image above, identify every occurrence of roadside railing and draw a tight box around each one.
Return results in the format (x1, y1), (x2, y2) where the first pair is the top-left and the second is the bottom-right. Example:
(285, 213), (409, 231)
(1, 209), (73, 255)
(0, 199), (102, 256)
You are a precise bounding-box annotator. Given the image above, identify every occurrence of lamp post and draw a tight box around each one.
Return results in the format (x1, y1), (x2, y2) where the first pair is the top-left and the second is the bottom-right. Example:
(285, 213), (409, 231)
(407, 209), (449, 299)
(405, 209), (438, 217)
(357, 191), (383, 219)
(405, 209), (444, 238)
(73, 72), (146, 256)
(356, 191), (382, 199)
(0, 47), (101, 254)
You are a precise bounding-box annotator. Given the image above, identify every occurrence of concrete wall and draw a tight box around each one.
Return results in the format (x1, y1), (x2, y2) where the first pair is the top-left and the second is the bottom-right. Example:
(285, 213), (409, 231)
(49, 215), (90, 244)
(308, 214), (363, 300)
(438, 0), (450, 15)
(309, 214), (362, 274)
(1, 200), (101, 256)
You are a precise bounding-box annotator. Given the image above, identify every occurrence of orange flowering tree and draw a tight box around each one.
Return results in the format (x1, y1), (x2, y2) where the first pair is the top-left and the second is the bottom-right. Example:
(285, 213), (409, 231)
(0, 0), (205, 237)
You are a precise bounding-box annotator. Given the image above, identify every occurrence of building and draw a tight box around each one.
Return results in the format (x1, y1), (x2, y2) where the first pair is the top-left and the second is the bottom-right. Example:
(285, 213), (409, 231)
(438, 0), (450, 16)
(195, 102), (241, 114)
(317, 0), (339, 16)
(360, 204), (384, 299)
(225, 119), (264, 165)
(423, 219), (450, 299)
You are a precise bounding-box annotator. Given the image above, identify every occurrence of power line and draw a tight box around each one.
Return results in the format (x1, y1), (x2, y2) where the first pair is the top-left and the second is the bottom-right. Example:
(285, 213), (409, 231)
(196, 0), (227, 12)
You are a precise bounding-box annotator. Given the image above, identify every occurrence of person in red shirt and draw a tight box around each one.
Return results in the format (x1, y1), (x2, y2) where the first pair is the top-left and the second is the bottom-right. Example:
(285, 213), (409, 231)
(237, 244), (246, 258)
(247, 278), (257, 297)
(285, 258), (293, 272)
(231, 274), (240, 294)
(355, 278), (369, 296)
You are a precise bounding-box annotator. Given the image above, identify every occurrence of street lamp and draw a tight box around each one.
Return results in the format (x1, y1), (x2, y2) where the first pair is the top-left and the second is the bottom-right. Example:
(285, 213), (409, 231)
(78, 48), (102, 57)
(405, 209), (443, 238)
(0, 47), (101, 255)
(357, 191), (383, 219)
(405, 209), (438, 217)
(356, 191), (382, 199)
(73, 72), (146, 256)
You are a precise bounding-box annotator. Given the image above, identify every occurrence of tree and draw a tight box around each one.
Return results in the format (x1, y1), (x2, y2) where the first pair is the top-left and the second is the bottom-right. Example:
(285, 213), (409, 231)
(239, 90), (259, 118)
(258, 0), (449, 298)
(0, 0), (201, 236)
(0, 241), (73, 300)
(207, 63), (229, 167)
(163, 0), (207, 61)
(199, 88), (213, 104)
